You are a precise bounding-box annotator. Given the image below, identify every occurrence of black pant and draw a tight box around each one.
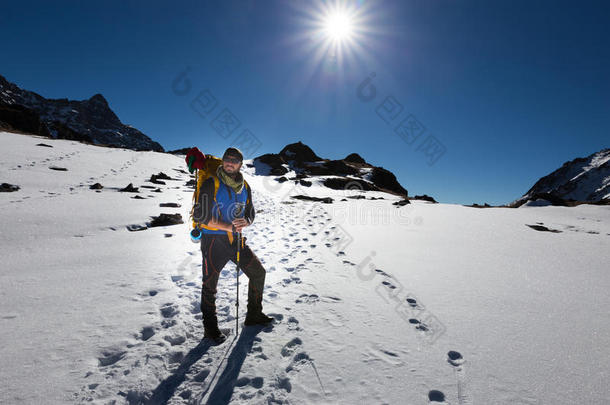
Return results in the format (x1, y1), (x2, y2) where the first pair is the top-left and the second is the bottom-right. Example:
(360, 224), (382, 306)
(200, 233), (266, 327)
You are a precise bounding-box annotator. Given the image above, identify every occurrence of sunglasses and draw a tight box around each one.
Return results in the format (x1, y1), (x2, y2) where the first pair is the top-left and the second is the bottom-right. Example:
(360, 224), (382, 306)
(223, 156), (242, 164)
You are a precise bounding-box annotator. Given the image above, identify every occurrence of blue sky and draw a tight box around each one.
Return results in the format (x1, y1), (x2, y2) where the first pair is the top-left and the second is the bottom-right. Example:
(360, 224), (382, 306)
(1, 0), (608, 205)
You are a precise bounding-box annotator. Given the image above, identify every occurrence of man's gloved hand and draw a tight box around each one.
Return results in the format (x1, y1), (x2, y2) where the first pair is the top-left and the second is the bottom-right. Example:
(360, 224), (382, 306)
(185, 147), (206, 173)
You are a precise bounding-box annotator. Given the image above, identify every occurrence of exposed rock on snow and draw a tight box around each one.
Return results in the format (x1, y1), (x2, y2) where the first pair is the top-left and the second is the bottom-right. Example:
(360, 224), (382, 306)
(1, 182), (20, 192)
(393, 199), (410, 206)
(411, 194), (437, 203)
(126, 224), (147, 232)
(253, 142), (410, 197)
(148, 213), (183, 227)
(525, 224), (563, 233)
(291, 195), (333, 203)
(119, 183), (139, 193)
(323, 177), (378, 192)
(159, 202), (181, 208)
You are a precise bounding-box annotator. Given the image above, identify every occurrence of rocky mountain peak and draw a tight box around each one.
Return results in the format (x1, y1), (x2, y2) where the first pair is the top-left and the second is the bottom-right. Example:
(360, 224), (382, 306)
(279, 141), (322, 162)
(0, 74), (163, 152)
(87, 93), (109, 107)
(344, 153), (366, 164)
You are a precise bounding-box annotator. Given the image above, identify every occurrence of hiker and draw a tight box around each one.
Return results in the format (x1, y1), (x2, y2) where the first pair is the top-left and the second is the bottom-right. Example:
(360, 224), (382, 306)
(192, 147), (272, 343)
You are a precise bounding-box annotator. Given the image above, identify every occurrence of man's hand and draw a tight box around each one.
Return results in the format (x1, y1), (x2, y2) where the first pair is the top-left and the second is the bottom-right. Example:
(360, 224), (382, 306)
(232, 218), (249, 233)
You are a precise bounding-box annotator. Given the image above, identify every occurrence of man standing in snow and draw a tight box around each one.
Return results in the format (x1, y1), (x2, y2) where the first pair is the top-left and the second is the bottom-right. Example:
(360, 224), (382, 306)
(193, 147), (272, 344)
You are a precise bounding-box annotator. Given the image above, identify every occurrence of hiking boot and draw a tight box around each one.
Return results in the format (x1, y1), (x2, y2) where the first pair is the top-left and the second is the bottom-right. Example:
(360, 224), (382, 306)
(244, 311), (274, 326)
(203, 324), (227, 344)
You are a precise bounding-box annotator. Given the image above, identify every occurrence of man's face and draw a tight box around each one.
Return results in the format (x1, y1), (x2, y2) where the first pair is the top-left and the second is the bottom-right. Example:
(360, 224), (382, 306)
(222, 156), (242, 174)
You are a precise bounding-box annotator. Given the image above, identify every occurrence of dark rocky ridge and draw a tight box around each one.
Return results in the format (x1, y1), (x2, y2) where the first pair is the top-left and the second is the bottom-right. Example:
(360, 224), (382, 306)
(0, 74), (163, 152)
(166, 147), (192, 155)
(253, 141), (409, 197)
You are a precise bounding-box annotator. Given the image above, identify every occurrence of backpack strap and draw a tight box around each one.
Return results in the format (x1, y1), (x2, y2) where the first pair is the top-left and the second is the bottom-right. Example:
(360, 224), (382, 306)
(213, 176), (219, 200)
(244, 180), (251, 205)
(192, 172), (221, 230)
(193, 170), (220, 205)
(225, 180), (250, 245)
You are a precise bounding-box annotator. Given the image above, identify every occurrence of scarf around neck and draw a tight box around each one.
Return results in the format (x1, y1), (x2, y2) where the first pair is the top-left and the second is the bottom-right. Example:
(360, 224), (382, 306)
(217, 165), (244, 194)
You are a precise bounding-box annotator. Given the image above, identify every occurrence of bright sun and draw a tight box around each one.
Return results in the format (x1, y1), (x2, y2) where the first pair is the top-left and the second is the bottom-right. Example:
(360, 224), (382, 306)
(288, 0), (377, 75)
(324, 11), (353, 41)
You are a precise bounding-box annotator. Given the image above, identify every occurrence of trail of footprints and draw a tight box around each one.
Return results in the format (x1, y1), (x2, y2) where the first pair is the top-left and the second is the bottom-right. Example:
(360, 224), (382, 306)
(10, 149), (479, 401)
(247, 197), (467, 404)
(77, 193), (337, 403)
(77, 191), (469, 403)
(427, 350), (471, 404)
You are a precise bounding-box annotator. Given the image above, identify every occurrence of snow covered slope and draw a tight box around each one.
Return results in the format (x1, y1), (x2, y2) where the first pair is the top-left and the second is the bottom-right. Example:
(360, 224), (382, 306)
(512, 148), (610, 206)
(1, 131), (609, 404)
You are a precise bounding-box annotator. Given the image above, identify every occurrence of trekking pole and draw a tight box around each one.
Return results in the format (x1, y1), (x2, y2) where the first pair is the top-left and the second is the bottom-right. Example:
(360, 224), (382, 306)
(235, 230), (241, 335)
(234, 203), (245, 335)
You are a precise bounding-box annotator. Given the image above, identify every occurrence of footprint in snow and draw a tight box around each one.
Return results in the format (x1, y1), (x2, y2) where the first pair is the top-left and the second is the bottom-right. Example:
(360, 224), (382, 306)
(193, 368), (210, 382)
(406, 297), (420, 308)
(281, 276), (301, 286)
(98, 349), (126, 367)
(139, 326), (155, 341)
(281, 337), (303, 357)
(375, 268), (390, 277)
(235, 376), (264, 389)
(164, 335), (186, 346)
(296, 294), (319, 304)
(160, 304), (179, 328)
(285, 352), (312, 373)
(287, 316), (301, 331)
(190, 300), (201, 314)
(447, 350), (464, 367)
(428, 390), (446, 403)
(408, 318), (429, 331)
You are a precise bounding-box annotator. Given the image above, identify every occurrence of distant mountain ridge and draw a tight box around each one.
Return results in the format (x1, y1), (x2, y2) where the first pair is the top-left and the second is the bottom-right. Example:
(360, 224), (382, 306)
(0, 74), (163, 152)
(511, 148), (610, 207)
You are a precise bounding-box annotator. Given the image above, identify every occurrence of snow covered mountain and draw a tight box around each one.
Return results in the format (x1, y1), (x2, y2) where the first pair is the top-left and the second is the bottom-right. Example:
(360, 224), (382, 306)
(511, 148), (610, 207)
(1, 131), (609, 404)
(0, 74), (164, 152)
